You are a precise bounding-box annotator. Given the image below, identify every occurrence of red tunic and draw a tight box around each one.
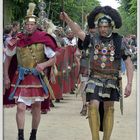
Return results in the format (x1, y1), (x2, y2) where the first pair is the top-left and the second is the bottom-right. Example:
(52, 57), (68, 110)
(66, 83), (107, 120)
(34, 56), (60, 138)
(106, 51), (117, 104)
(4, 29), (60, 103)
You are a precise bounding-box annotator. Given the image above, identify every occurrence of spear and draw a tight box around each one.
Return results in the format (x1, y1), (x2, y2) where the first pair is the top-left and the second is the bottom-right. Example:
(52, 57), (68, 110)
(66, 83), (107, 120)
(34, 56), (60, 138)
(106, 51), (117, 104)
(47, 1), (51, 19)
(61, 0), (64, 12)
(61, 0), (65, 28)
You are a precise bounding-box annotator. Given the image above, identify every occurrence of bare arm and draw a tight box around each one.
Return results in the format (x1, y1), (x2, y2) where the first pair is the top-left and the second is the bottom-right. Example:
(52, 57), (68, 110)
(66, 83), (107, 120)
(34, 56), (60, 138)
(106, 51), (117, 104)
(36, 56), (56, 72)
(4, 55), (13, 89)
(124, 56), (134, 97)
(60, 12), (86, 41)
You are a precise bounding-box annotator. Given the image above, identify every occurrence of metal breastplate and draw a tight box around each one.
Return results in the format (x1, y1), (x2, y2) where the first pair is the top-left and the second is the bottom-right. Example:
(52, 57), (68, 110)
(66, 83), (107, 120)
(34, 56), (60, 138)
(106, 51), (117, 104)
(90, 40), (120, 78)
(16, 43), (46, 68)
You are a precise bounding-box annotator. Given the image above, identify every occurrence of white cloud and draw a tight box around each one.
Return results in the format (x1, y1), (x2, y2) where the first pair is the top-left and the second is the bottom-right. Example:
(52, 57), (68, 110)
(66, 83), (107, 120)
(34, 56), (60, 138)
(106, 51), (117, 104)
(98, 0), (120, 9)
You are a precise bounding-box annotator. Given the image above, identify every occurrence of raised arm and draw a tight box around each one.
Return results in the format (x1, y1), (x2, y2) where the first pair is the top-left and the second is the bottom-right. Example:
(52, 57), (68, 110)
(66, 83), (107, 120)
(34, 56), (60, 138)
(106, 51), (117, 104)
(60, 12), (86, 41)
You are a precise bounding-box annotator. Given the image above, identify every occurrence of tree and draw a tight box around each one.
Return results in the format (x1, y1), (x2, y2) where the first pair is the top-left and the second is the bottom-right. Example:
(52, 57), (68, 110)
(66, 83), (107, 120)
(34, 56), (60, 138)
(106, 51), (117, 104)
(3, 0), (39, 25)
(3, 0), (100, 27)
(118, 0), (137, 35)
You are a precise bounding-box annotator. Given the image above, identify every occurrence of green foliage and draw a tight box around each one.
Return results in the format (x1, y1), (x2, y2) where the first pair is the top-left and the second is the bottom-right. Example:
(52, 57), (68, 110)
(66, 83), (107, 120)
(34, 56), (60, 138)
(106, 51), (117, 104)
(118, 0), (137, 35)
(42, 0), (100, 27)
(4, 0), (100, 27)
(5, 0), (137, 36)
(3, 0), (39, 25)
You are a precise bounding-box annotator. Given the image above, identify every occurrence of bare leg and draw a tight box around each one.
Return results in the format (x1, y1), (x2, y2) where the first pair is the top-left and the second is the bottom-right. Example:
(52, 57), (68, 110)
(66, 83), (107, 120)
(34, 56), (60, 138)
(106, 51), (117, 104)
(31, 101), (41, 129)
(16, 102), (26, 140)
(104, 101), (114, 109)
(81, 82), (87, 105)
(16, 102), (26, 129)
(29, 102), (41, 140)
(89, 99), (100, 108)
(80, 81), (88, 116)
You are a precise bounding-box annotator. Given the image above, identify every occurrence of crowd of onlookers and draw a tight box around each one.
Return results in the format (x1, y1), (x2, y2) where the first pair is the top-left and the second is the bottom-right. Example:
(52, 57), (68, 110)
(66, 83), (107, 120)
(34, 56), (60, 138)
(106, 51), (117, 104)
(3, 21), (20, 61)
(121, 34), (137, 74)
(126, 34), (137, 70)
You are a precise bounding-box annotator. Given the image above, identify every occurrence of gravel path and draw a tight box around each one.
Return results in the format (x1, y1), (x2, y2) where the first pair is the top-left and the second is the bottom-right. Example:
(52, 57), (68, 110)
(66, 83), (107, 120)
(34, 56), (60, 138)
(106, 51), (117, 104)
(4, 72), (137, 140)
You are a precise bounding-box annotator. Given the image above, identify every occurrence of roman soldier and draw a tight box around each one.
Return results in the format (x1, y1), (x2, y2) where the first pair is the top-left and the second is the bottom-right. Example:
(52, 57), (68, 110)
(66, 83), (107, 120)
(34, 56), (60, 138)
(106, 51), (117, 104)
(60, 5), (133, 140)
(4, 3), (59, 140)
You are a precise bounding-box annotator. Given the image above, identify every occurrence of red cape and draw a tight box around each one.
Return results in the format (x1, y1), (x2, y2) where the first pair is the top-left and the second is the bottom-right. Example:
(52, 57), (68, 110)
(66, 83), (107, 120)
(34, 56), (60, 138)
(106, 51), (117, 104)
(17, 30), (58, 50)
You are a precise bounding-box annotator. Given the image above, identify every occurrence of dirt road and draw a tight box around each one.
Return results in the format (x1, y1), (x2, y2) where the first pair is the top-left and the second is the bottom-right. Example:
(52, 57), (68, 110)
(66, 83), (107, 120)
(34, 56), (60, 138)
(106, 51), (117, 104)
(4, 72), (137, 140)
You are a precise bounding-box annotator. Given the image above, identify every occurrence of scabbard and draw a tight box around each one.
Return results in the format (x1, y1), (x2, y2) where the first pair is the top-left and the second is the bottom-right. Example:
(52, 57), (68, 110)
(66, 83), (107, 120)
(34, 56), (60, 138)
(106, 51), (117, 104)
(119, 77), (123, 115)
(8, 78), (21, 100)
(40, 71), (56, 100)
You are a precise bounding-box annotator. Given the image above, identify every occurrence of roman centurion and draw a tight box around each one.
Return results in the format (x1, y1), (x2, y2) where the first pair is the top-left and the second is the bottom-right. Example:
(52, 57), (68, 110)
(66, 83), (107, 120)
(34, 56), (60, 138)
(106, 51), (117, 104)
(60, 5), (133, 140)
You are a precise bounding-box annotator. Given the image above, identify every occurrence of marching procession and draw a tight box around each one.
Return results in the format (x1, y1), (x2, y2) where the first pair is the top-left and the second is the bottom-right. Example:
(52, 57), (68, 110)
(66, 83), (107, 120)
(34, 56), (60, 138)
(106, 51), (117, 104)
(3, 1), (137, 140)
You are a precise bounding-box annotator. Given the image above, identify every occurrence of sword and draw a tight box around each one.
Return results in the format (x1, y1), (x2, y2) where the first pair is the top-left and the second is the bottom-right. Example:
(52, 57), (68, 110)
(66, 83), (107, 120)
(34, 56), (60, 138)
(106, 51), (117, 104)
(119, 76), (123, 115)
(61, 0), (65, 28)
(40, 71), (56, 100)
(75, 82), (81, 97)
(61, 0), (64, 12)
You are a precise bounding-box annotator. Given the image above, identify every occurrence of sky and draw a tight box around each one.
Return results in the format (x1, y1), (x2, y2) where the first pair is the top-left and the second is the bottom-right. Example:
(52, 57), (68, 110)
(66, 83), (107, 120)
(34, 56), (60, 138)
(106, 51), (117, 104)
(98, 0), (120, 9)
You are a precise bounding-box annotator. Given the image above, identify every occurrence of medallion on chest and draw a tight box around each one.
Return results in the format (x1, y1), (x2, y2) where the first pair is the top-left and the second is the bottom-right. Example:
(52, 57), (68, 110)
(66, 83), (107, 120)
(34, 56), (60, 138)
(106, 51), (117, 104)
(93, 41), (115, 68)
